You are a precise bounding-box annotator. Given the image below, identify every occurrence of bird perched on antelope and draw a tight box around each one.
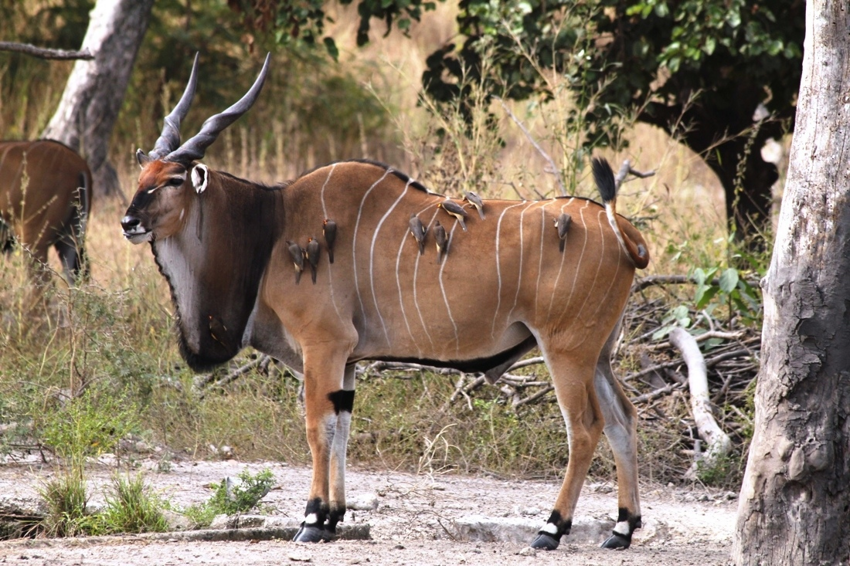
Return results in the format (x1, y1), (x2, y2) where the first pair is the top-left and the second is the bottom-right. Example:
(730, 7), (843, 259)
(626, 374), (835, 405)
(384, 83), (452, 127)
(306, 237), (321, 284)
(322, 219), (337, 263)
(287, 240), (305, 283)
(463, 191), (485, 219)
(438, 199), (469, 231)
(408, 214), (427, 255)
(554, 213), (572, 252)
(434, 221), (448, 264)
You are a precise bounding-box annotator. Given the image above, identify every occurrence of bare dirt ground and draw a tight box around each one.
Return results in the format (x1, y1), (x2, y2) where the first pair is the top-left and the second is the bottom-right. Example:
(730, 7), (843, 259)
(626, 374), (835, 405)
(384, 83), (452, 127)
(0, 456), (735, 565)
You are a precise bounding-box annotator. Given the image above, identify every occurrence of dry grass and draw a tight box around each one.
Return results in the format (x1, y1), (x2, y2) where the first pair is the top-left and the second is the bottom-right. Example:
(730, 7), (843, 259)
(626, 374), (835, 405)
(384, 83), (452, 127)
(0, 3), (759, 488)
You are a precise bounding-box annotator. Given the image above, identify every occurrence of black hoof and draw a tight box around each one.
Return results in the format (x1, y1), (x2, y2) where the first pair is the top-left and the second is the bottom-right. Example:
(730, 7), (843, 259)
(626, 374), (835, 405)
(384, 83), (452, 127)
(601, 532), (631, 550)
(530, 532), (560, 551)
(293, 524), (333, 543)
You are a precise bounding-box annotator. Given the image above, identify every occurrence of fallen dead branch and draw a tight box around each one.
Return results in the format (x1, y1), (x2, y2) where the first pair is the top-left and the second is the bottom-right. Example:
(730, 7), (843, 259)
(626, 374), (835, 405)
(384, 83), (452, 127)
(669, 328), (733, 480)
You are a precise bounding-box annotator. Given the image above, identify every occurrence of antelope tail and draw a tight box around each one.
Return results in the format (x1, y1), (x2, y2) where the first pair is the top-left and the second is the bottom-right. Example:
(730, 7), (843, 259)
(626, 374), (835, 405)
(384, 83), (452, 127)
(591, 158), (650, 269)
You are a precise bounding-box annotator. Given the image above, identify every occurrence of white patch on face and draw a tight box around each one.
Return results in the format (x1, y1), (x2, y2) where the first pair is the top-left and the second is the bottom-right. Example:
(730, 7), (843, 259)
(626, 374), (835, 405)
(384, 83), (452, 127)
(613, 520), (631, 535)
(191, 164), (209, 193)
(179, 208), (185, 221)
(304, 513), (319, 525)
(541, 522), (559, 535)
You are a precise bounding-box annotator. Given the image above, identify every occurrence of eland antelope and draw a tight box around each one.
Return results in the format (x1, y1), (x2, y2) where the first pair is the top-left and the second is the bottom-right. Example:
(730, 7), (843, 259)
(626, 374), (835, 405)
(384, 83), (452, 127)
(121, 54), (650, 552)
(0, 139), (92, 283)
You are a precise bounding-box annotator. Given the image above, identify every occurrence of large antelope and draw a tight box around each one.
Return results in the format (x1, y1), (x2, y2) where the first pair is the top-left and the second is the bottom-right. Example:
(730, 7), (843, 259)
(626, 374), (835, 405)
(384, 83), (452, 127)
(122, 54), (650, 552)
(0, 139), (92, 283)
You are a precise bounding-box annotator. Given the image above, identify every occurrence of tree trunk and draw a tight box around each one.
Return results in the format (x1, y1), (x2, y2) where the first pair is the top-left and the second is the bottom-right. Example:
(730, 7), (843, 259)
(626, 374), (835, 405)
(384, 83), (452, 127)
(41, 0), (155, 200)
(733, 2), (850, 564)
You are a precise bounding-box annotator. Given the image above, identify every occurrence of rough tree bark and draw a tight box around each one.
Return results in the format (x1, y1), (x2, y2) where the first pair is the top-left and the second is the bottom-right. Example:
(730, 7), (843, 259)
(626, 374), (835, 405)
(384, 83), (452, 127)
(733, 2), (850, 565)
(40, 0), (155, 200)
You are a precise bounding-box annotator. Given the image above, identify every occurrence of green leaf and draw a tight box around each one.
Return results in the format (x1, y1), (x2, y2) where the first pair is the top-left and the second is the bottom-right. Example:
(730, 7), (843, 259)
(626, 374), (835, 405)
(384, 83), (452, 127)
(719, 268), (739, 293)
(695, 286), (720, 310)
(323, 37), (339, 61)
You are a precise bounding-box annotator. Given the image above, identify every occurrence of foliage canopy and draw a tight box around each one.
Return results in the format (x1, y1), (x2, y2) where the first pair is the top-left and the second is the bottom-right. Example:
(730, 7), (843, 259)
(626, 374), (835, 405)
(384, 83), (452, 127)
(234, 0), (803, 241)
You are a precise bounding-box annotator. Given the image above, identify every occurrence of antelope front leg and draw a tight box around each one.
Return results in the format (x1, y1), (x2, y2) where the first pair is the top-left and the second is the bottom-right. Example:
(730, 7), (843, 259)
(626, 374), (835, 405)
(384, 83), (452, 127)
(294, 345), (354, 543)
(531, 353), (604, 551)
(326, 363), (356, 533)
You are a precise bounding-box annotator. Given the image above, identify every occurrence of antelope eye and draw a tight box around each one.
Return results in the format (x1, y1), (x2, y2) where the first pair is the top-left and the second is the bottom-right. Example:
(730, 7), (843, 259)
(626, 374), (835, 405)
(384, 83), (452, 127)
(166, 177), (185, 187)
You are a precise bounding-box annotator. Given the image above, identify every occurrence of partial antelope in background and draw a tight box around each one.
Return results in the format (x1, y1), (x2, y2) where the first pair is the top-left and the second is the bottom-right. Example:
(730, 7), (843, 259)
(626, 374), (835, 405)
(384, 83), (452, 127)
(0, 140), (92, 283)
(122, 54), (650, 552)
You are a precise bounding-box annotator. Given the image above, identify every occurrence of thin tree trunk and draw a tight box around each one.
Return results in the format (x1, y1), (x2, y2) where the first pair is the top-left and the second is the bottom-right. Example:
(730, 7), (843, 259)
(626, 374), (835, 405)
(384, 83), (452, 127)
(733, 1), (850, 564)
(41, 0), (155, 200)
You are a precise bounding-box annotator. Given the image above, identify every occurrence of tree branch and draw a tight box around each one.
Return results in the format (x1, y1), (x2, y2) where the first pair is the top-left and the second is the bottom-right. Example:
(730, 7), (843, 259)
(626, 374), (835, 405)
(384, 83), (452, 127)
(494, 96), (566, 196)
(0, 42), (94, 60)
(669, 328), (732, 480)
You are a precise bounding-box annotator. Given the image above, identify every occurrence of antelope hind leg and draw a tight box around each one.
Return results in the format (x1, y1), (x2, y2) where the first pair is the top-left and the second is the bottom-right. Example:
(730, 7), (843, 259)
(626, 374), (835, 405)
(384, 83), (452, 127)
(594, 323), (641, 549)
(531, 353), (604, 551)
(293, 345), (354, 543)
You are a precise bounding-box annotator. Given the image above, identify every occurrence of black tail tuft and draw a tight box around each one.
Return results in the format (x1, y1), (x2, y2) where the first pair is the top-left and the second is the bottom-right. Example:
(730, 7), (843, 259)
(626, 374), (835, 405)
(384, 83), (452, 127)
(591, 157), (617, 203)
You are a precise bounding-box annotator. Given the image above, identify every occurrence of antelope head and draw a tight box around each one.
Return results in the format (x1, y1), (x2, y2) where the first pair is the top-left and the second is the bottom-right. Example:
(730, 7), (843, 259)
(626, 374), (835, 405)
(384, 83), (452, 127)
(121, 53), (271, 244)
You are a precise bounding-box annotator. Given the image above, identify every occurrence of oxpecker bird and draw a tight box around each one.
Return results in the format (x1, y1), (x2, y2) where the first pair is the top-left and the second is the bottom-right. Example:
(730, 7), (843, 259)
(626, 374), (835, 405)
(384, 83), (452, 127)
(438, 199), (468, 231)
(322, 219), (337, 264)
(306, 237), (321, 284)
(287, 240), (305, 284)
(434, 221), (448, 264)
(554, 213), (572, 253)
(409, 214), (427, 255)
(208, 315), (228, 347)
(463, 191), (485, 220)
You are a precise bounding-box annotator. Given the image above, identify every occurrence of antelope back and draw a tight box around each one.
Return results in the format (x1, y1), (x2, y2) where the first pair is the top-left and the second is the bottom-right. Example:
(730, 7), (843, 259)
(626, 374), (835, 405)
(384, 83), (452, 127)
(0, 140), (91, 254)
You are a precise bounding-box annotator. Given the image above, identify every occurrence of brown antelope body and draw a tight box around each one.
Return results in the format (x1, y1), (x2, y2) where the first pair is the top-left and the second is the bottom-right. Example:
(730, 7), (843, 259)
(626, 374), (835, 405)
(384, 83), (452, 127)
(122, 55), (649, 551)
(0, 139), (92, 283)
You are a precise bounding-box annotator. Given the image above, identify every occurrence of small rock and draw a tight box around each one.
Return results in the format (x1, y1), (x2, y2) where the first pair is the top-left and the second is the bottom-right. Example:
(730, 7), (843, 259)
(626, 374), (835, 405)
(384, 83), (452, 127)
(162, 509), (192, 531)
(209, 514), (231, 530)
(725, 491), (738, 500)
(288, 551), (312, 562)
(234, 515), (266, 528)
(348, 493), (379, 511)
(517, 547), (536, 557)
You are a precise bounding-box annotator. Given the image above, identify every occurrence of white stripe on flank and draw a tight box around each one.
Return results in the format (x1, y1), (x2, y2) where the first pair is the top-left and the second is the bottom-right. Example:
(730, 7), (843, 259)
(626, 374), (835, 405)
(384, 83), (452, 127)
(555, 209), (607, 346)
(570, 215), (624, 351)
(439, 221), (461, 356)
(560, 200), (590, 320)
(534, 200), (555, 318)
(318, 164), (344, 324)
(395, 213), (422, 357)
(352, 168), (392, 322)
(505, 201), (537, 325)
(491, 201), (528, 339)
(546, 199), (577, 321)
(371, 180), (412, 346)
(320, 164), (336, 218)
(412, 205), (440, 351)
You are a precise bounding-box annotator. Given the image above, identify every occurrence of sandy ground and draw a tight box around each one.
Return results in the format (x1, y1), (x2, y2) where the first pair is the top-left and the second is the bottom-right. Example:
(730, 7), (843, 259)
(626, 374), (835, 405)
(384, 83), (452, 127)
(0, 456), (736, 565)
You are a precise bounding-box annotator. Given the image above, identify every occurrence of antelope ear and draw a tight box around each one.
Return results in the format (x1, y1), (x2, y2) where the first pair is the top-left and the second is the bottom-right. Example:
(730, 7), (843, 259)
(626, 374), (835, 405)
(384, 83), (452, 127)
(136, 149), (150, 168)
(191, 163), (209, 194)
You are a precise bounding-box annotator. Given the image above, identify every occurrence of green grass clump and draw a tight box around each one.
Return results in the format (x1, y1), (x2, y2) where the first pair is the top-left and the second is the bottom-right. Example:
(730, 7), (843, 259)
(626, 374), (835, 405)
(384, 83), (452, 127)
(184, 468), (275, 528)
(39, 470), (95, 537)
(100, 474), (169, 534)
